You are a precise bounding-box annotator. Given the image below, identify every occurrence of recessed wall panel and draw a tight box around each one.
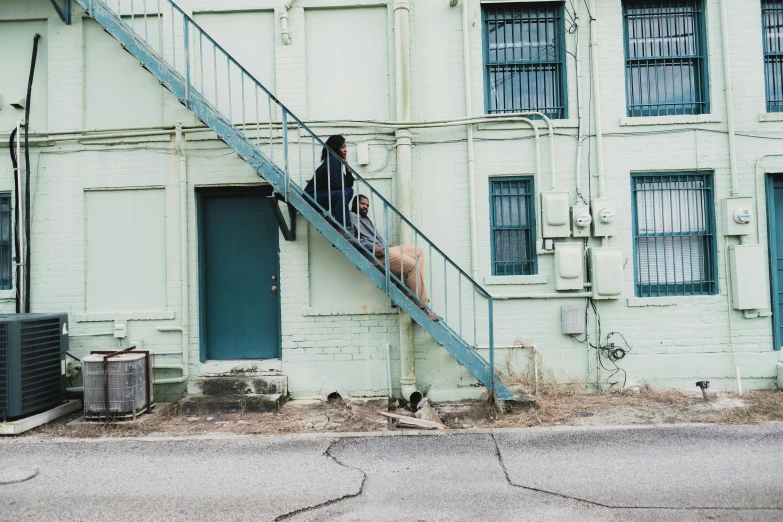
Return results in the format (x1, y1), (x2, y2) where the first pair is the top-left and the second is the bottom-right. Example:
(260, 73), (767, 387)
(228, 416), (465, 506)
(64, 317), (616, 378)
(305, 7), (390, 120)
(85, 189), (167, 313)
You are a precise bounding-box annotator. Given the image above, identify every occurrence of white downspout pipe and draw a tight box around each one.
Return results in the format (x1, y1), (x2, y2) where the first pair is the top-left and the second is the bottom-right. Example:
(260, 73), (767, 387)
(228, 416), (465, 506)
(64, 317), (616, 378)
(394, 0), (422, 407)
(280, 1), (294, 46)
(588, 0), (606, 199)
(460, 0), (479, 280)
(719, 0), (739, 197)
(156, 124), (190, 385)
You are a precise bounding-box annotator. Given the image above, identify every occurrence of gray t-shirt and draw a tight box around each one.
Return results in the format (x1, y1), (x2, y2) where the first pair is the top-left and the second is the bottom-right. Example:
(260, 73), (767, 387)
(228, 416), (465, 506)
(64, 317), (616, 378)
(349, 212), (387, 253)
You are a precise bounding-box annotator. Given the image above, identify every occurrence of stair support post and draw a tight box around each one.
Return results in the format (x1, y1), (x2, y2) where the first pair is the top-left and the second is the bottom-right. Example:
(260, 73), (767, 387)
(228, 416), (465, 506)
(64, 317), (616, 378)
(183, 19), (191, 107)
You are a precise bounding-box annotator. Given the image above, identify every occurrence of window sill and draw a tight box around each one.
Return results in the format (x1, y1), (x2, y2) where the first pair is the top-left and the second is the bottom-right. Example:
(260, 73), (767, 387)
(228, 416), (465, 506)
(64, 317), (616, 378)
(74, 311), (176, 322)
(619, 114), (721, 126)
(484, 274), (547, 286)
(302, 305), (397, 317)
(758, 113), (783, 122)
(626, 295), (722, 307)
(477, 118), (578, 131)
(0, 290), (16, 300)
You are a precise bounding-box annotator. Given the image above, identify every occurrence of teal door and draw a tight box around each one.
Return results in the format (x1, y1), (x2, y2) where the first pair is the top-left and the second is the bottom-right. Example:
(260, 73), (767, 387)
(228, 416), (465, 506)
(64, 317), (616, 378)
(199, 188), (280, 360)
(769, 175), (783, 351)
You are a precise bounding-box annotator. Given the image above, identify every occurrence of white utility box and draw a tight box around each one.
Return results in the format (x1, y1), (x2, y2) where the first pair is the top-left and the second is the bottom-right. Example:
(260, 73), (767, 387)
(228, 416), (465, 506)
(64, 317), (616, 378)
(591, 199), (618, 237)
(722, 197), (753, 236)
(728, 244), (767, 310)
(561, 306), (585, 335)
(555, 243), (584, 290)
(357, 142), (370, 166)
(571, 204), (592, 238)
(541, 192), (571, 238)
(590, 247), (623, 299)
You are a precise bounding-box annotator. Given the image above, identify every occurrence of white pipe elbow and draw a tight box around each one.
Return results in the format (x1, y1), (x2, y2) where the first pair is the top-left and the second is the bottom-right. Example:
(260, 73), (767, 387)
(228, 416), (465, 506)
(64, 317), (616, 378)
(280, 1), (294, 45)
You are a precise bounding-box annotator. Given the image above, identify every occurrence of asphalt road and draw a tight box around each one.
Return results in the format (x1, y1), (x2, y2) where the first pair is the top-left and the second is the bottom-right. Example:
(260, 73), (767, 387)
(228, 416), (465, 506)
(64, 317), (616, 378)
(1, 424), (781, 521)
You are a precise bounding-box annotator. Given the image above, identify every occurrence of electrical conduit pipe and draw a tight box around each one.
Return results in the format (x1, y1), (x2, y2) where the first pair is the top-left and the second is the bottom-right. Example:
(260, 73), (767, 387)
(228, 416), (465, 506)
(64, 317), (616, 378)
(588, 0), (606, 200)
(394, 0), (422, 407)
(154, 123), (190, 385)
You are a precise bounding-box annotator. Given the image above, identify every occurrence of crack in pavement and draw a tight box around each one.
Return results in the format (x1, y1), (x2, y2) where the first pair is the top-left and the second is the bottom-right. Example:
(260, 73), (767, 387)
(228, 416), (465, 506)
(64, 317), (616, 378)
(273, 439), (367, 522)
(490, 433), (782, 512)
(0, 468), (39, 486)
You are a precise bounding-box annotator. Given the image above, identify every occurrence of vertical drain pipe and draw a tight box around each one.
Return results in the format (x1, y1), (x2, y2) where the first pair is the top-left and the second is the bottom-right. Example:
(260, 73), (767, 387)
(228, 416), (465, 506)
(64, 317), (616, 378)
(459, 0), (479, 280)
(394, 0), (422, 407)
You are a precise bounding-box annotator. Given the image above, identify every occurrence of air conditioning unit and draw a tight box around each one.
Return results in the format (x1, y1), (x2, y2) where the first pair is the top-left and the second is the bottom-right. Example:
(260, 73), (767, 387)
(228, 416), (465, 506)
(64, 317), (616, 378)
(0, 313), (68, 420)
(82, 350), (154, 420)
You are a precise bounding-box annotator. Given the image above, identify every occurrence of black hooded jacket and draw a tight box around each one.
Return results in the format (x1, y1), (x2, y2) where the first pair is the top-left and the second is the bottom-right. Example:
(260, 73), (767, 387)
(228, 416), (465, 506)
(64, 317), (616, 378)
(304, 154), (354, 196)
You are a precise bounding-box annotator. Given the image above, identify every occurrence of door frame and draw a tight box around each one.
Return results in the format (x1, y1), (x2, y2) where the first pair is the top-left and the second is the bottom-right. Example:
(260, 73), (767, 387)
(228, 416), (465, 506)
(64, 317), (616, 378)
(766, 173), (782, 351)
(196, 185), (282, 362)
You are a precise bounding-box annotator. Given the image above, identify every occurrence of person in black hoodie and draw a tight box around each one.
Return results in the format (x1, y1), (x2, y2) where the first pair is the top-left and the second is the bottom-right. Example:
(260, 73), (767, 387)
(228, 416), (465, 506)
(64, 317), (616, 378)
(304, 135), (354, 233)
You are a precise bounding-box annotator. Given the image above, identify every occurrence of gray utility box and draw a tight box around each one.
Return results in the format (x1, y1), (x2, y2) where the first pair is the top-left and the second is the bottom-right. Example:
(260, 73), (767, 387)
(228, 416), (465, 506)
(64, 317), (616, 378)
(0, 313), (69, 420)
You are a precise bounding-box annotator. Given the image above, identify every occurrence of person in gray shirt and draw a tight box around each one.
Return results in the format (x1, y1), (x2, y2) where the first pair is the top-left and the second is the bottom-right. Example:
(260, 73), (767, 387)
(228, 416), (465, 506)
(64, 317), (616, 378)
(349, 195), (437, 322)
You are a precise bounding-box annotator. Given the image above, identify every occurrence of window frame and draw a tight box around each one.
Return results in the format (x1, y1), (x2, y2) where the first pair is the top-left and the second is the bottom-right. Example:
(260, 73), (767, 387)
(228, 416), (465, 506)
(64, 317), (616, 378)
(621, 0), (710, 117)
(481, 2), (568, 119)
(489, 176), (537, 276)
(0, 193), (12, 291)
(630, 172), (718, 297)
(762, 0), (783, 112)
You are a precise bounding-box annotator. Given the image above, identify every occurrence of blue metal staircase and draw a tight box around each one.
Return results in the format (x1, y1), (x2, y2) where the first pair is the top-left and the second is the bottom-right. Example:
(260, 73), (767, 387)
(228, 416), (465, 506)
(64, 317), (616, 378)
(65, 0), (512, 400)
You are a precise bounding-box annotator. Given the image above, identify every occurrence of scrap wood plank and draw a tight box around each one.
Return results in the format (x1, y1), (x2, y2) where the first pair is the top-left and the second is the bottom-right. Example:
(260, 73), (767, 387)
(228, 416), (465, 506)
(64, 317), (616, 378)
(377, 411), (447, 430)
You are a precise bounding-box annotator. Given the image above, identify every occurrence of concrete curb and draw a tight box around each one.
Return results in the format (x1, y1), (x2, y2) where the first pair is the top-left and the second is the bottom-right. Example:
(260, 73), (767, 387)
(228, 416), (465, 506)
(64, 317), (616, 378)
(6, 421), (783, 444)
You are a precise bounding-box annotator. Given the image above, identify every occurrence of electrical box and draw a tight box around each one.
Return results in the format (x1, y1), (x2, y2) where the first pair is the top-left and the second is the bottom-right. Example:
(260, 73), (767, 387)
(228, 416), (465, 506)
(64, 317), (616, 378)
(357, 142), (370, 166)
(113, 321), (127, 339)
(541, 192), (571, 238)
(591, 199), (618, 237)
(722, 197), (753, 236)
(571, 204), (591, 238)
(555, 243), (584, 291)
(561, 306), (585, 335)
(590, 247), (623, 299)
(728, 244), (767, 310)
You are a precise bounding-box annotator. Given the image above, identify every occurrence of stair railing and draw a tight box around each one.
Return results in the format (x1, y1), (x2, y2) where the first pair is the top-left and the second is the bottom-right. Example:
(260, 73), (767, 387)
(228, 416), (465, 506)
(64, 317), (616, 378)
(75, 0), (502, 396)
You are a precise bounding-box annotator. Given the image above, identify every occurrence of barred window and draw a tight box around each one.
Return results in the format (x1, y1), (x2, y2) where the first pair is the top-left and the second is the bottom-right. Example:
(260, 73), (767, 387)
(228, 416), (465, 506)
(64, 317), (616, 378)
(482, 3), (567, 118)
(623, 0), (709, 117)
(490, 178), (536, 276)
(0, 195), (11, 291)
(763, 0), (783, 112)
(631, 173), (717, 297)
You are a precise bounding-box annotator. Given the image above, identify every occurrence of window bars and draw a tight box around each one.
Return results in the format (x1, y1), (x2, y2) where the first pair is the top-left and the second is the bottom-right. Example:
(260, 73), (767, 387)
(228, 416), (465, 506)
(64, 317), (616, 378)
(623, 0), (708, 117)
(763, 0), (783, 112)
(490, 178), (536, 276)
(631, 173), (717, 297)
(0, 195), (11, 291)
(483, 2), (567, 118)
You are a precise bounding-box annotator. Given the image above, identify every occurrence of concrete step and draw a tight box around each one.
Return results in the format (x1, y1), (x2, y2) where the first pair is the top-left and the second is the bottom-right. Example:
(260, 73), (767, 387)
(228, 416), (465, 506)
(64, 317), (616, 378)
(178, 393), (285, 416)
(187, 375), (287, 397)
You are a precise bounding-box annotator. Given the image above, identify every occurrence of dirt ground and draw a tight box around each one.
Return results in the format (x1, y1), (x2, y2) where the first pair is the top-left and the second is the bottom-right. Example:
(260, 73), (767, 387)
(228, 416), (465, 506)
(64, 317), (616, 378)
(22, 387), (783, 438)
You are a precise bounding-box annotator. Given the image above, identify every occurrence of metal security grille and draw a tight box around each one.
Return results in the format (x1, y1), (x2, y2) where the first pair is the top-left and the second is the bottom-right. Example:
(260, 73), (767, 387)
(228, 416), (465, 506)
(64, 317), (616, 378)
(623, 0), (708, 116)
(763, 0), (783, 112)
(483, 3), (567, 118)
(632, 173), (717, 297)
(0, 195), (11, 291)
(490, 178), (536, 276)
